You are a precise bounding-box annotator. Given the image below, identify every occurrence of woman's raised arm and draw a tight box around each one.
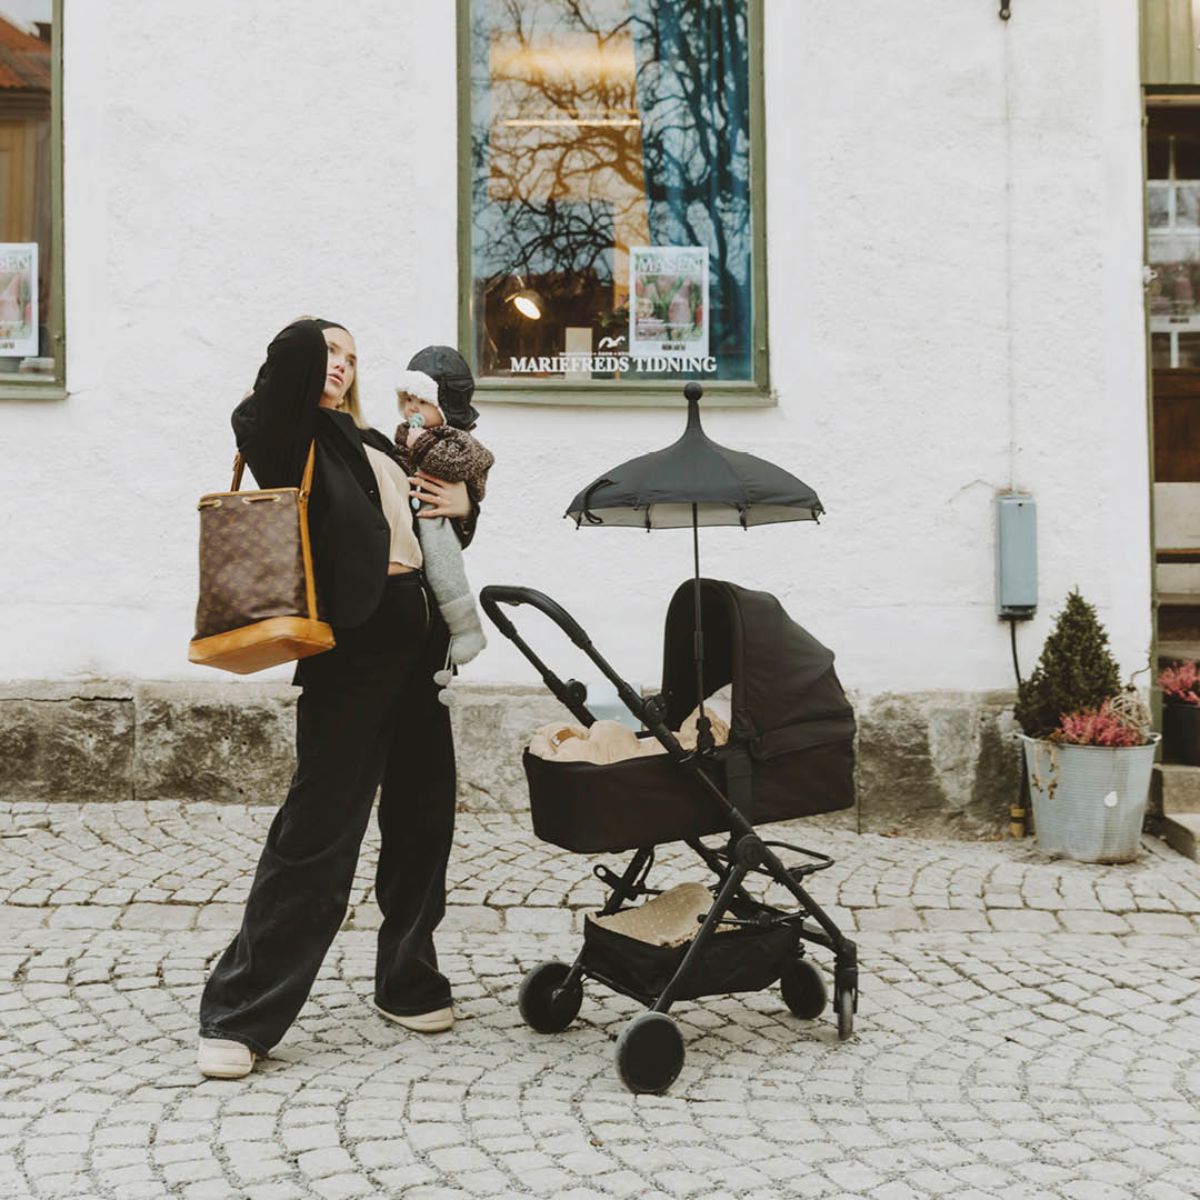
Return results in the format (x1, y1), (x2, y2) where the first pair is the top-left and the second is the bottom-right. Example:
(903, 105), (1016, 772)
(231, 321), (328, 489)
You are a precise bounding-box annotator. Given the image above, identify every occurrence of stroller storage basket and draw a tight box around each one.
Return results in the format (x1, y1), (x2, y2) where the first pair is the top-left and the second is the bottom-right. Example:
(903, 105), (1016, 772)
(583, 910), (799, 1003)
(524, 735), (854, 854)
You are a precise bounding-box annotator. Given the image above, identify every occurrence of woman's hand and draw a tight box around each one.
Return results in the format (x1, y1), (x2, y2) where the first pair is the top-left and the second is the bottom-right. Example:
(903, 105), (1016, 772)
(410, 472), (470, 519)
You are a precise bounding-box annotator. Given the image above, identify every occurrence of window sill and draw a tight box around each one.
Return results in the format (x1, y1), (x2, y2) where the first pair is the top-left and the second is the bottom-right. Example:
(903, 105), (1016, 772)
(0, 381), (67, 402)
(475, 380), (775, 409)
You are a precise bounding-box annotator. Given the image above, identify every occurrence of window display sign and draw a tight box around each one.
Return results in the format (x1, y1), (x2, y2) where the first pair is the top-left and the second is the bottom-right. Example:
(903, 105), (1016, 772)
(0, 243), (37, 357)
(466, 0), (756, 388)
(629, 246), (708, 363)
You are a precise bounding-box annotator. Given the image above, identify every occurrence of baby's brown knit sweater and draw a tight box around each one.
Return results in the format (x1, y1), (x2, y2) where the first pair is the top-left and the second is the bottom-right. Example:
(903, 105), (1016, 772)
(393, 423), (494, 504)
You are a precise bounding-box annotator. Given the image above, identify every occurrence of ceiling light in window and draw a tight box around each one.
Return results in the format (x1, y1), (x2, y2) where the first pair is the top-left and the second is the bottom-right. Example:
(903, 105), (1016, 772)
(505, 275), (544, 321)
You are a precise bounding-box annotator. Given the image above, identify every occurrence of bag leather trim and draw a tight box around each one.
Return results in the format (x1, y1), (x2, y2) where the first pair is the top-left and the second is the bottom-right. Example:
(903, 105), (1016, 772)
(188, 615), (334, 675)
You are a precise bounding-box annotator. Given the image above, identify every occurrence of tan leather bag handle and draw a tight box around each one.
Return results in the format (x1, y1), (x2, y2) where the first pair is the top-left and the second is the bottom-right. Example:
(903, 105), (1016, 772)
(230, 443), (317, 498)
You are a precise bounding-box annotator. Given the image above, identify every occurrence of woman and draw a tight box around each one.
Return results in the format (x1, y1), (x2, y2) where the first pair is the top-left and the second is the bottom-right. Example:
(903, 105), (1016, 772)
(197, 318), (477, 1079)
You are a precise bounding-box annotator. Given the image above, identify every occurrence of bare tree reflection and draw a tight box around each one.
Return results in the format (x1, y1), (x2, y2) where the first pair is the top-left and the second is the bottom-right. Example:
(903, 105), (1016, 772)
(470, 0), (751, 379)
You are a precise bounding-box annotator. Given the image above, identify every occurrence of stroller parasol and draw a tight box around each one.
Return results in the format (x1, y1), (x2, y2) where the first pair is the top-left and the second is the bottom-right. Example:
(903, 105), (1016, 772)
(565, 381), (825, 750)
(565, 381), (822, 531)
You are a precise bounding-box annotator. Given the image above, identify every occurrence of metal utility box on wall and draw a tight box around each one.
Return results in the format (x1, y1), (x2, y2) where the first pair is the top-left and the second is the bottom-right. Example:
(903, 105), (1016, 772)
(996, 494), (1037, 619)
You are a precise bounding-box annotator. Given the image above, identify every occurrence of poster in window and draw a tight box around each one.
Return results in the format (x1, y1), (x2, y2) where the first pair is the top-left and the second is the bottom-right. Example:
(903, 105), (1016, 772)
(629, 246), (709, 363)
(0, 244), (37, 357)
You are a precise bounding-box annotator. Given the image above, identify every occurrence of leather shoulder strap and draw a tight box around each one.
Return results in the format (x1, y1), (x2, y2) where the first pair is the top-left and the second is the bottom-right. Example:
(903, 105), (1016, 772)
(229, 442), (316, 493)
(298, 442), (317, 498)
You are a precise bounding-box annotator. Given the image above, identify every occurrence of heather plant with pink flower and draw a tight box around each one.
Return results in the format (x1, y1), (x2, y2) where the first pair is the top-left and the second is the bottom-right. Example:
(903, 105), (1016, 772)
(1158, 660), (1200, 707)
(1050, 699), (1146, 748)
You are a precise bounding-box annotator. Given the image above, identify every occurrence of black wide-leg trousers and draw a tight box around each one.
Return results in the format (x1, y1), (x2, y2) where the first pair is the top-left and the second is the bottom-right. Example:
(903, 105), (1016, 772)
(199, 573), (456, 1055)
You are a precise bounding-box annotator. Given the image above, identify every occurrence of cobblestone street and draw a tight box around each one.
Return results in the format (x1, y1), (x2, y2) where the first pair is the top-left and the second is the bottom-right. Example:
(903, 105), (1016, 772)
(1, 802), (1199, 1200)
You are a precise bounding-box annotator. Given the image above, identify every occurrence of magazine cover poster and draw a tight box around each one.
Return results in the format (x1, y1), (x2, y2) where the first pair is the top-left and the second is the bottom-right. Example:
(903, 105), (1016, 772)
(629, 246), (709, 361)
(0, 243), (37, 357)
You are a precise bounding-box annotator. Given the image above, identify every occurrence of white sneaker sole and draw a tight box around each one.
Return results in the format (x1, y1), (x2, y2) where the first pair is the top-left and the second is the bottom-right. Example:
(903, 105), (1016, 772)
(373, 1003), (454, 1033)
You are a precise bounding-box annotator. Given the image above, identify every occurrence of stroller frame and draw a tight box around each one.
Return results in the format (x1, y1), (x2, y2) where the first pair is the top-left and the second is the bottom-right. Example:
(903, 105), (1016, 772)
(481, 585), (860, 1094)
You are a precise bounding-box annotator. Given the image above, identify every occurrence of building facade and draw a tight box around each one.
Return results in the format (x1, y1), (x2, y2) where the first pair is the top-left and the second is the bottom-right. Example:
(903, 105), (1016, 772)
(0, 1), (1158, 832)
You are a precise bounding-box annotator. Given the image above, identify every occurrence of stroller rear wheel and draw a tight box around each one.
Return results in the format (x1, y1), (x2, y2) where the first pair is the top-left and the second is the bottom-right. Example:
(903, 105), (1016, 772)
(779, 955), (827, 1020)
(615, 1012), (685, 1094)
(519, 961), (583, 1034)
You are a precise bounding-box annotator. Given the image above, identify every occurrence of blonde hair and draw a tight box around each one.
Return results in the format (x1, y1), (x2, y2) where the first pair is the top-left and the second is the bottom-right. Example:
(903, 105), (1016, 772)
(290, 314), (364, 427)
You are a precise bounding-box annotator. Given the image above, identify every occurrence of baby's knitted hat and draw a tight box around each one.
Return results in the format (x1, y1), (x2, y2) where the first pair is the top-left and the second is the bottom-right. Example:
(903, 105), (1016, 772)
(394, 369), (440, 409)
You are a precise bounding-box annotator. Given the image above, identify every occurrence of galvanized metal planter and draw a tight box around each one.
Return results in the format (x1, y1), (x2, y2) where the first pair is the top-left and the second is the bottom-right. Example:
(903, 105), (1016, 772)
(1021, 735), (1162, 863)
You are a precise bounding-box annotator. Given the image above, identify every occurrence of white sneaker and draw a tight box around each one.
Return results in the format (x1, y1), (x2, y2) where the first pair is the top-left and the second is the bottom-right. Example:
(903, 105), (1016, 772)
(373, 1003), (455, 1033)
(197, 1037), (256, 1079)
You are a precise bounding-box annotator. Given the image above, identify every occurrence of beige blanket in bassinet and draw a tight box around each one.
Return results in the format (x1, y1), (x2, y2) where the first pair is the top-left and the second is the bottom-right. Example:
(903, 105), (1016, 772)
(528, 697), (732, 766)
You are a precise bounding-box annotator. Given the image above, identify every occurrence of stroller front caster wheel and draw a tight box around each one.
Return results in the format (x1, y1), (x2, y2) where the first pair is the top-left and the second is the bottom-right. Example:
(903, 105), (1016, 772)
(615, 1012), (685, 1094)
(519, 961), (583, 1034)
(835, 988), (856, 1040)
(779, 956), (827, 1020)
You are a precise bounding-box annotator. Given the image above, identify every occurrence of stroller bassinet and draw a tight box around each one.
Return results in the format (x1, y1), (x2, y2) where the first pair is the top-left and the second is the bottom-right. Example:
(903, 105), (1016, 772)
(524, 578), (856, 854)
(481, 578), (860, 1094)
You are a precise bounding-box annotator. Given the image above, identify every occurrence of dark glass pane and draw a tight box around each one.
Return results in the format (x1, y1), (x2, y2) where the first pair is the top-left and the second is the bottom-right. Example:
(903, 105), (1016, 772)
(1177, 332), (1200, 367)
(1152, 333), (1172, 368)
(1148, 131), (1170, 180)
(0, 6), (54, 380)
(1176, 132), (1200, 181)
(469, 0), (752, 384)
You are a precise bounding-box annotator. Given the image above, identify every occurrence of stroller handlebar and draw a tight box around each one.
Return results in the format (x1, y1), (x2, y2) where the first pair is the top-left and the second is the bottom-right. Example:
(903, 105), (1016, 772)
(479, 585), (593, 650)
(480, 583), (722, 788)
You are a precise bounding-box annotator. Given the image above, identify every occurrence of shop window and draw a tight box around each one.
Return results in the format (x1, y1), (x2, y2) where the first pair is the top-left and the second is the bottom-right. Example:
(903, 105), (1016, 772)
(0, 2), (60, 395)
(461, 0), (765, 399)
(1147, 109), (1200, 368)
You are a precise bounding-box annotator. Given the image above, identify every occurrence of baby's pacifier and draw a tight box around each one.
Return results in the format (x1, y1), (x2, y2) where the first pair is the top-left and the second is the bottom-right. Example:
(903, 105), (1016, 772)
(408, 410), (427, 511)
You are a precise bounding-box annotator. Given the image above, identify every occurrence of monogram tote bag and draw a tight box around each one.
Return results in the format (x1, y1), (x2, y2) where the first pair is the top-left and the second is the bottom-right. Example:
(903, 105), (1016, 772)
(188, 443), (334, 674)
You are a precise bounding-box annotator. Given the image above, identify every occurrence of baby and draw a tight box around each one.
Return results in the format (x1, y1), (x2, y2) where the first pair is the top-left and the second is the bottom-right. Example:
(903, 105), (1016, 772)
(392, 368), (494, 669)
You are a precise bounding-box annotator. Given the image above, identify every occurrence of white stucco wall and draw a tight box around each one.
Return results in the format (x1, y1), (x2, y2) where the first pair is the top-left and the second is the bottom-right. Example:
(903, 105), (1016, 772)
(0, 0), (1151, 699)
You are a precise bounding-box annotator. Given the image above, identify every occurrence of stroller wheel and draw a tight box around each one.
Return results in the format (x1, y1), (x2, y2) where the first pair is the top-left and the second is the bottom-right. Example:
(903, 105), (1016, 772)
(779, 955), (827, 1020)
(615, 1013), (685, 1094)
(835, 987), (856, 1040)
(519, 961), (583, 1034)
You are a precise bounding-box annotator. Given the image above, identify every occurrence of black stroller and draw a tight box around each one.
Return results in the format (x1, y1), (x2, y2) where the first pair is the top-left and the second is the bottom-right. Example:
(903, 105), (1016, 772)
(480, 576), (859, 1094)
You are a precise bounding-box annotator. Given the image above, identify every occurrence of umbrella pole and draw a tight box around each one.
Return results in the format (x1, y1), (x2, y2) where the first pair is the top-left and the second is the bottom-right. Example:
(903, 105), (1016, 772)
(692, 504), (712, 753)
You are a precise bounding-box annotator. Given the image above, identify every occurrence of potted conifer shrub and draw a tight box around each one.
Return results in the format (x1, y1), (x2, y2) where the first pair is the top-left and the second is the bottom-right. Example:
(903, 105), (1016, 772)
(1158, 660), (1200, 765)
(1014, 590), (1159, 863)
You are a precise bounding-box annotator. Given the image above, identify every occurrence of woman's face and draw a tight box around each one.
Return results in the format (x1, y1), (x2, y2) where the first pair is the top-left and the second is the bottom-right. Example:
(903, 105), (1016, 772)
(320, 326), (357, 408)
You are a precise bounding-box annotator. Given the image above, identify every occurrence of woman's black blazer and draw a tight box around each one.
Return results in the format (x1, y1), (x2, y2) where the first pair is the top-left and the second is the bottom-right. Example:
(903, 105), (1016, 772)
(231, 320), (476, 630)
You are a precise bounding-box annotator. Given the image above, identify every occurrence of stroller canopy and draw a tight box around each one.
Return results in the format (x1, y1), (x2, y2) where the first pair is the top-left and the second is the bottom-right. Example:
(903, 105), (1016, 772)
(662, 579), (856, 756)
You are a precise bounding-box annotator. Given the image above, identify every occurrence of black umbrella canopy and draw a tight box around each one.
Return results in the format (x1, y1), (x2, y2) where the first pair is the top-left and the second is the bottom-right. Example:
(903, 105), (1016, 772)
(565, 383), (823, 529)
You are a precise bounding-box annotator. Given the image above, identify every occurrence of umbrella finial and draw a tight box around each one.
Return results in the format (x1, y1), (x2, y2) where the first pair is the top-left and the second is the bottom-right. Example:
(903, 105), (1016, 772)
(683, 381), (703, 431)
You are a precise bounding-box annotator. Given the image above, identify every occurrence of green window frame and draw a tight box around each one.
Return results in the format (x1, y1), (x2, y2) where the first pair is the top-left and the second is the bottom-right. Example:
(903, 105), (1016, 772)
(457, 0), (769, 408)
(0, 0), (63, 402)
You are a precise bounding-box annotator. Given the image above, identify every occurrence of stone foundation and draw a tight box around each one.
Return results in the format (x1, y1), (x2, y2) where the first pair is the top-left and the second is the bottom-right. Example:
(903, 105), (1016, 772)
(0, 680), (1021, 837)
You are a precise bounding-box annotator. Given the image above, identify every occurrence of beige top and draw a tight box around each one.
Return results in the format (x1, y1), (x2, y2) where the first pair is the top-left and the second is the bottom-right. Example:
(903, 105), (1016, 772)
(362, 445), (423, 570)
